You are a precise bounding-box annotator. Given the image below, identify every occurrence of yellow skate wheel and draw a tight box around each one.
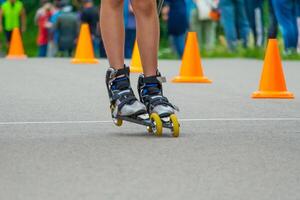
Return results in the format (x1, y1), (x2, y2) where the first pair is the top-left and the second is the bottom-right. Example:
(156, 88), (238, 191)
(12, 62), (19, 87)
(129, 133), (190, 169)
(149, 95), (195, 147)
(113, 118), (123, 127)
(150, 113), (163, 136)
(170, 114), (180, 137)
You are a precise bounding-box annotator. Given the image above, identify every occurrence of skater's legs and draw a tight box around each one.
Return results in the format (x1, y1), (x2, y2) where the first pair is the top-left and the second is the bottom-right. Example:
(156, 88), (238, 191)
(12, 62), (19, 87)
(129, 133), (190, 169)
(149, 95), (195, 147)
(131, 0), (159, 77)
(100, 0), (125, 69)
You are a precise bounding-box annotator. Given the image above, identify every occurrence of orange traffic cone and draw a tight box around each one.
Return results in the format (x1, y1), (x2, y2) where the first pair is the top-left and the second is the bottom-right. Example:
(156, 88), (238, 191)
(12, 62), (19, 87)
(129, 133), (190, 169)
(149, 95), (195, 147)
(172, 32), (212, 83)
(130, 40), (143, 73)
(72, 24), (98, 64)
(6, 28), (27, 59)
(252, 39), (294, 99)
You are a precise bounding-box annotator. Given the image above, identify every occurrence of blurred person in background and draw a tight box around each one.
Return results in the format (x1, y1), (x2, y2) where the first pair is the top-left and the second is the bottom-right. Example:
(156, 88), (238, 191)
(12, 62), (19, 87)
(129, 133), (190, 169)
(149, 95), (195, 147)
(244, 0), (264, 47)
(80, 0), (103, 57)
(272, 0), (299, 54)
(191, 0), (219, 52)
(48, 0), (63, 57)
(297, 2), (300, 53)
(218, 0), (249, 51)
(36, 2), (53, 57)
(162, 0), (188, 58)
(54, 4), (79, 57)
(35, 0), (49, 24)
(267, 0), (278, 39)
(0, 0), (5, 56)
(185, 0), (196, 22)
(124, 0), (136, 58)
(0, 0), (4, 7)
(0, 0), (26, 46)
(72, 0), (82, 10)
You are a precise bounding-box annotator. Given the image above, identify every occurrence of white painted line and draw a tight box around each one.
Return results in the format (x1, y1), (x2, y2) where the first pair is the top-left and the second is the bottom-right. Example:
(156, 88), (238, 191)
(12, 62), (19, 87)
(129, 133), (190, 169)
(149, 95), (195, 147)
(0, 118), (300, 126)
(0, 120), (112, 125)
(180, 118), (300, 121)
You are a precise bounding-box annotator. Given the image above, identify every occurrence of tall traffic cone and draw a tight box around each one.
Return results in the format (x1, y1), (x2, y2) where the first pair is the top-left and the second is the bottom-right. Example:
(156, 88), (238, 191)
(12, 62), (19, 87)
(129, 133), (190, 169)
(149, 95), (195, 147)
(72, 24), (98, 64)
(172, 32), (212, 83)
(6, 28), (27, 59)
(252, 39), (294, 99)
(130, 40), (143, 73)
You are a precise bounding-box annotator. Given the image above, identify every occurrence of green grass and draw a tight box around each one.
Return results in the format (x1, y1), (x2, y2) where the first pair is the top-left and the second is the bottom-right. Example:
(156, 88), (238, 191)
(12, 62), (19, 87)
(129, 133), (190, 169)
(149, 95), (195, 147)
(19, 9), (38, 57)
(159, 37), (300, 60)
(3, 25), (300, 60)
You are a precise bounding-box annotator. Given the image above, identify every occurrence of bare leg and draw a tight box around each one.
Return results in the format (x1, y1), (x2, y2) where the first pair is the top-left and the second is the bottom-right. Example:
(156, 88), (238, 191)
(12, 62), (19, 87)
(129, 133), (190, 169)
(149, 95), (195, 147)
(131, 0), (159, 77)
(100, 0), (125, 69)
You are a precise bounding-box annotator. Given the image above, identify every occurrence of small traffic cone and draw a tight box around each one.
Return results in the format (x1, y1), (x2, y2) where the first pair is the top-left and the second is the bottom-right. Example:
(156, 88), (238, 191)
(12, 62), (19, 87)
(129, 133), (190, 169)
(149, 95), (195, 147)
(130, 40), (143, 73)
(6, 28), (27, 59)
(172, 32), (212, 83)
(72, 24), (98, 64)
(252, 39), (294, 99)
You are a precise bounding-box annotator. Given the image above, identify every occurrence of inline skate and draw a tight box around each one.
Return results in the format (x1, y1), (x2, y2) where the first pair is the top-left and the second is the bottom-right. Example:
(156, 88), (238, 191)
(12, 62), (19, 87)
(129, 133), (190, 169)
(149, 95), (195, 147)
(137, 72), (180, 137)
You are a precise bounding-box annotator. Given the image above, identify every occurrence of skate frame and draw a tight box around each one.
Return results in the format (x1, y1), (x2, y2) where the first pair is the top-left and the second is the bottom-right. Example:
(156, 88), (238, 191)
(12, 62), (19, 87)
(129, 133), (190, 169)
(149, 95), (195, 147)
(118, 115), (173, 129)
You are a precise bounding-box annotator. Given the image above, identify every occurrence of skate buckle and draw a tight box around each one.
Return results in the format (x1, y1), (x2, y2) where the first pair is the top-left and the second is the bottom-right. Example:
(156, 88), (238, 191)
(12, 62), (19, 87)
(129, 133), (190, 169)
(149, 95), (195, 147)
(109, 69), (118, 79)
(157, 76), (167, 83)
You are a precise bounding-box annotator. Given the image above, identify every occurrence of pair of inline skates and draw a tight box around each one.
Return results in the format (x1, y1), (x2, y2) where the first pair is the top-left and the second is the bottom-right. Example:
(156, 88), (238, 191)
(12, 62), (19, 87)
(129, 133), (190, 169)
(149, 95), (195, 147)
(106, 65), (180, 137)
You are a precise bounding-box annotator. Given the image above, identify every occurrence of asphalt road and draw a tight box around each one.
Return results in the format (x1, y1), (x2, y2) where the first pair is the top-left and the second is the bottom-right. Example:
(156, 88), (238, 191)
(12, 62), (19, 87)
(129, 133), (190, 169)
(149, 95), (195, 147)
(0, 58), (299, 200)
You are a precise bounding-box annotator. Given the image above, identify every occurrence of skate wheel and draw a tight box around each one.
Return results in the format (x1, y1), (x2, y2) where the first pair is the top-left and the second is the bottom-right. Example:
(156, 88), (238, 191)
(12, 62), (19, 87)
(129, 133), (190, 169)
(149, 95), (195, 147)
(170, 114), (180, 137)
(150, 113), (163, 136)
(113, 118), (123, 127)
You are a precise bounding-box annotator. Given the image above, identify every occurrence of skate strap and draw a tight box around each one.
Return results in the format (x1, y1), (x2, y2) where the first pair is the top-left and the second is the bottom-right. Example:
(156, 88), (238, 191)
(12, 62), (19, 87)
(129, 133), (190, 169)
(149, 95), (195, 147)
(112, 77), (130, 91)
(147, 95), (174, 108)
(115, 67), (130, 77)
(142, 83), (161, 95)
(117, 95), (137, 111)
(112, 89), (137, 111)
(142, 76), (164, 96)
(111, 90), (134, 101)
(143, 75), (166, 84)
(110, 66), (130, 79)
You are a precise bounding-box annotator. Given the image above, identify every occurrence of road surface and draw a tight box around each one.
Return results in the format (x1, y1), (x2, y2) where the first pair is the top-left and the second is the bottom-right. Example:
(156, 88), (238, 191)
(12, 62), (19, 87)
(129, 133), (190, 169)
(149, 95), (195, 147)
(0, 58), (299, 200)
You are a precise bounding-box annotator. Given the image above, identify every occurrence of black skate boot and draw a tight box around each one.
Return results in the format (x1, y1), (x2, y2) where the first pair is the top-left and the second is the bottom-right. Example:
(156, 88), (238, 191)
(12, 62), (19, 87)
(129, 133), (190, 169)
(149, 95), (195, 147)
(138, 73), (179, 117)
(137, 72), (180, 137)
(106, 66), (147, 126)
